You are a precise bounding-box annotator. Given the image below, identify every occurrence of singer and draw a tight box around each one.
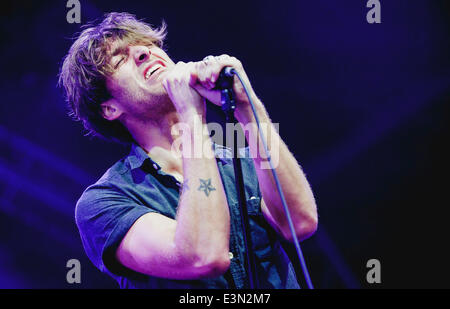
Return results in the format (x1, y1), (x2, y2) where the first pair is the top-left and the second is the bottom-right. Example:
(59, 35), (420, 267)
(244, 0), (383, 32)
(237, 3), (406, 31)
(59, 12), (318, 289)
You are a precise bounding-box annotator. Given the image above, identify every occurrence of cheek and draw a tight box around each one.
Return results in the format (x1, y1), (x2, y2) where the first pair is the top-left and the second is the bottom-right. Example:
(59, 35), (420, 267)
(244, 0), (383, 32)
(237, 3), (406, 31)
(117, 77), (133, 91)
(111, 64), (138, 88)
(112, 74), (140, 97)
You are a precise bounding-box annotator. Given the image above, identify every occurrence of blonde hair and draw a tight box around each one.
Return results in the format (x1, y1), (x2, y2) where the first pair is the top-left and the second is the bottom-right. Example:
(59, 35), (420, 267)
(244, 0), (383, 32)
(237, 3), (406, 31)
(59, 12), (167, 143)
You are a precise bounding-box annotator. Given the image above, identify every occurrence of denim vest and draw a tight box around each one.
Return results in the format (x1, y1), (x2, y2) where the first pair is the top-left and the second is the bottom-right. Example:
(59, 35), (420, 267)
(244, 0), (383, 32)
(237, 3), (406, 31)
(75, 143), (299, 289)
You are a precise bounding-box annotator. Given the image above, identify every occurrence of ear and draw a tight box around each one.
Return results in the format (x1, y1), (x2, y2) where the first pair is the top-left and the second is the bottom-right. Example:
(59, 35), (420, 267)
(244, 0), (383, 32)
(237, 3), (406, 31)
(100, 98), (123, 121)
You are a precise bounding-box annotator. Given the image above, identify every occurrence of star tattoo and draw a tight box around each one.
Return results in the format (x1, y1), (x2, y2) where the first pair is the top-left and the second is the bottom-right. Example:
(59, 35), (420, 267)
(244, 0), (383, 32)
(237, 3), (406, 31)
(197, 178), (216, 197)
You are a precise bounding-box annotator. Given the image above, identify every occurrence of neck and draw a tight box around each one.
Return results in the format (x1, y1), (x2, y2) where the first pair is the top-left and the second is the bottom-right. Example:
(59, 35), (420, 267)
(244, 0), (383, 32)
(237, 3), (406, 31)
(125, 111), (184, 179)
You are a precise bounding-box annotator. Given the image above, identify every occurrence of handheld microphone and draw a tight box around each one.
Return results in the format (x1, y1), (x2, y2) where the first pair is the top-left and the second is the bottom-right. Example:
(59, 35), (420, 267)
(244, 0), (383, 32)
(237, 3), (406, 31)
(214, 67), (236, 90)
(212, 67), (236, 113)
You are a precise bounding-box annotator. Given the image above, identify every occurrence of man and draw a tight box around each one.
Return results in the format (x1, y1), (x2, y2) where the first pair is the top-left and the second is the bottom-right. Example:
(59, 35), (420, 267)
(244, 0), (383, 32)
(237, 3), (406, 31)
(59, 12), (317, 289)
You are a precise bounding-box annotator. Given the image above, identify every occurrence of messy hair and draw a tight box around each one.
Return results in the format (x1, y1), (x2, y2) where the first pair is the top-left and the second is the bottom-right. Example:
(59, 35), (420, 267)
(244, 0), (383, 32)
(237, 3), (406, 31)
(59, 12), (167, 144)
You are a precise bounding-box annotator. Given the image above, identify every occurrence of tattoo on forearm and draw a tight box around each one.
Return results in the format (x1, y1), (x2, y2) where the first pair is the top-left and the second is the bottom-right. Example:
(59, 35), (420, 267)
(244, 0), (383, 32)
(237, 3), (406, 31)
(197, 178), (216, 197)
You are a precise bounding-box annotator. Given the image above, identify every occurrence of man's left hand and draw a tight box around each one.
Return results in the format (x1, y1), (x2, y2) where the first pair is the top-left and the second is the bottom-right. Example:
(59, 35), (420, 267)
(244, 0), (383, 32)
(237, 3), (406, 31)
(191, 55), (259, 118)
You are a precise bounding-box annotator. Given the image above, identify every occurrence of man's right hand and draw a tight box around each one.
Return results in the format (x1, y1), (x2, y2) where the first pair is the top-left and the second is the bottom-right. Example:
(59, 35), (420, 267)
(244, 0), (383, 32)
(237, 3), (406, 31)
(162, 61), (205, 122)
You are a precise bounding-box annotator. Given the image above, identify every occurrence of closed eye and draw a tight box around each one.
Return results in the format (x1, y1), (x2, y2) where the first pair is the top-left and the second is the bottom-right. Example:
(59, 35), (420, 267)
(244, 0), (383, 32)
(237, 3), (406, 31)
(114, 57), (126, 69)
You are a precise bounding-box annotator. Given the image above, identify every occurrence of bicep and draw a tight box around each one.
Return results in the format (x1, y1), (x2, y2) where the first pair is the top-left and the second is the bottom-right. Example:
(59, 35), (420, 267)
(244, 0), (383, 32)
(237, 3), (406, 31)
(115, 212), (193, 279)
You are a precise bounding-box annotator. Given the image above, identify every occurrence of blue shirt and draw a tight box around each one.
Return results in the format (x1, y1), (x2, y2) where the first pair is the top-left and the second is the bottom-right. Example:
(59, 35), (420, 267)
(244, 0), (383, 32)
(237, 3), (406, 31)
(75, 143), (300, 289)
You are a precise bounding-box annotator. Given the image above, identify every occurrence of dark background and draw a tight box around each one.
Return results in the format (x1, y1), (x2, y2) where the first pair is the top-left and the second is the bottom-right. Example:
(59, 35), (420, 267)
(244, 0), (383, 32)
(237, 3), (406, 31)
(0, 0), (449, 288)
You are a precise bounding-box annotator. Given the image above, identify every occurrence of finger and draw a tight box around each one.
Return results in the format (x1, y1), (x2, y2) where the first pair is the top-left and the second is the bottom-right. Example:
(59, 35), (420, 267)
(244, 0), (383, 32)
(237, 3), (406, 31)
(185, 61), (198, 87)
(204, 55), (238, 86)
(187, 62), (200, 87)
(195, 61), (209, 85)
(199, 55), (241, 88)
(204, 58), (222, 87)
(215, 55), (243, 73)
(195, 61), (215, 89)
(192, 83), (221, 105)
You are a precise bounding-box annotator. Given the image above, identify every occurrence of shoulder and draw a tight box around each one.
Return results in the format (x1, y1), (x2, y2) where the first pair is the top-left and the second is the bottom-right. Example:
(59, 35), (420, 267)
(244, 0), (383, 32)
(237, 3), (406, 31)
(74, 156), (132, 223)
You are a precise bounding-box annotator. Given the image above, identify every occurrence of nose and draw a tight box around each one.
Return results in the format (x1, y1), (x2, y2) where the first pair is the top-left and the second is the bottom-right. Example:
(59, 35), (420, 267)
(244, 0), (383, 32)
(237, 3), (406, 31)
(132, 46), (151, 65)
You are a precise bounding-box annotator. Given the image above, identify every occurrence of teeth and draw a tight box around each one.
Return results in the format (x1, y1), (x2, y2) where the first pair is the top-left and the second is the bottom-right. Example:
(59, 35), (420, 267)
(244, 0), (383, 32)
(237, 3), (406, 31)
(145, 65), (161, 80)
(151, 67), (160, 75)
(145, 69), (151, 80)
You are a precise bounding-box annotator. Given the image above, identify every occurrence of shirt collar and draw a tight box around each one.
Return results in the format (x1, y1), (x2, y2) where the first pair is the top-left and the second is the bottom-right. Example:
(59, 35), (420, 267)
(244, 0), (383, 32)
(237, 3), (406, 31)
(128, 142), (234, 170)
(128, 143), (161, 171)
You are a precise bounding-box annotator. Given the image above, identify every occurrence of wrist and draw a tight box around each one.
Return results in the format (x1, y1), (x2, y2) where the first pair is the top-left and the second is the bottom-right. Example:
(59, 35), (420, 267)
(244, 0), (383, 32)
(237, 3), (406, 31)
(179, 110), (206, 125)
(182, 124), (214, 160)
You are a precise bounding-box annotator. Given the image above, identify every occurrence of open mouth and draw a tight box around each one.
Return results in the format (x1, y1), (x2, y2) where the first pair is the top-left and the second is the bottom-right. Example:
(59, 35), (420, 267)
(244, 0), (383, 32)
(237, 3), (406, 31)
(144, 64), (163, 80)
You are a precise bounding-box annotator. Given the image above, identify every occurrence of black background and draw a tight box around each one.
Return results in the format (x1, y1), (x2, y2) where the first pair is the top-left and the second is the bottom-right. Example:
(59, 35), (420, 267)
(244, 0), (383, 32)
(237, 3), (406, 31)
(0, 0), (449, 288)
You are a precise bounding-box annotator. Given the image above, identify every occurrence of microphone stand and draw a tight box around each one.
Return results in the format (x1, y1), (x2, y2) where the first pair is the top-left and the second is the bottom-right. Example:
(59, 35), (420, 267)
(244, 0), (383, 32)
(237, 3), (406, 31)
(217, 70), (258, 289)
(214, 67), (314, 289)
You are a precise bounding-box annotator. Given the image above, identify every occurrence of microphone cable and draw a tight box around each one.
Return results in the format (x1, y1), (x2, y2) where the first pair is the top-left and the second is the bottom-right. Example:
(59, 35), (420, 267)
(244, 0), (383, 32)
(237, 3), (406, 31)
(225, 67), (314, 289)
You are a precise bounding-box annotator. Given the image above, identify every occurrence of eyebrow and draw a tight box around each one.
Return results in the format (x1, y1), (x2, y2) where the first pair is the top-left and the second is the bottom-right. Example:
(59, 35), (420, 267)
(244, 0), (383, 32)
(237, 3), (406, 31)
(111, 44), (129, 57)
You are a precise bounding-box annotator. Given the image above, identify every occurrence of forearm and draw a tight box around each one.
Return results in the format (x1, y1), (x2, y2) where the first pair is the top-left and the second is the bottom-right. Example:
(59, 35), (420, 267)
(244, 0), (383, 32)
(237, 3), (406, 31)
(173, 115), (230, 270)
(236, 101), (317, 241)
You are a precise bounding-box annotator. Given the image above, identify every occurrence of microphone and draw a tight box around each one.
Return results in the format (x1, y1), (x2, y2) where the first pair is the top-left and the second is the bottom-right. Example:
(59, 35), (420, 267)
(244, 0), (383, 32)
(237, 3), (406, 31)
(213, 67), (237, 113)
(214, 67), (236, 90)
